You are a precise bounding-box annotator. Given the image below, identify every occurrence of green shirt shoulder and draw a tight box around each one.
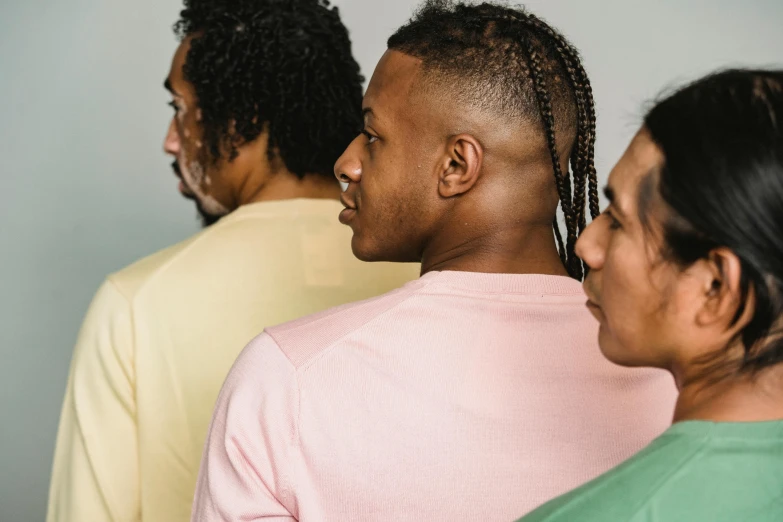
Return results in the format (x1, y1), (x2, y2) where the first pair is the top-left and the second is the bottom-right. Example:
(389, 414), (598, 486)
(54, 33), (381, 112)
(518, 421), (783, 522)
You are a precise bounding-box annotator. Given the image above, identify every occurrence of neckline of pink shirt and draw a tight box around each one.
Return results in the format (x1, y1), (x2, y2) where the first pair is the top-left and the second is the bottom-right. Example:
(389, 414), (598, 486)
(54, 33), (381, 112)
(420, 270), (584, 295)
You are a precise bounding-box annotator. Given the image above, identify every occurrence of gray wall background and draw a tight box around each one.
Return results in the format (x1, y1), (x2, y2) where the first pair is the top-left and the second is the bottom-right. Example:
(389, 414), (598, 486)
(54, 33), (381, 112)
(2, 0), (782, 520)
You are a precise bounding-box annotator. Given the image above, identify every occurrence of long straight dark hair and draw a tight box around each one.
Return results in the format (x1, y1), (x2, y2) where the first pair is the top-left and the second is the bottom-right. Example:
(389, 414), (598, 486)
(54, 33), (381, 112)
(644, 69), (783, 374)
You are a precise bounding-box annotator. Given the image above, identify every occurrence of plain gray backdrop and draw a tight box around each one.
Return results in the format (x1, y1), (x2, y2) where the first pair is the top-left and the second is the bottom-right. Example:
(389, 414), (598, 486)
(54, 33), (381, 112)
(2, 0), (782, 519)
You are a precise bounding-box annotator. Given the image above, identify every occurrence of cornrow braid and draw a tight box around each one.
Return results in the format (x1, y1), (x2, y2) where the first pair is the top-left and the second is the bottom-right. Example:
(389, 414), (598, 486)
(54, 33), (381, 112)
(389, 1), (599, 279)
(482, 6), (597, 278)
(520, 40), (581, 277)
(553, 216), (567, 267)
(521, 12), (600, 275)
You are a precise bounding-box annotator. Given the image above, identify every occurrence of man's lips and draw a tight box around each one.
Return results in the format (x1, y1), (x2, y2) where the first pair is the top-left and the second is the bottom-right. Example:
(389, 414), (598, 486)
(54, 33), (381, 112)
(339, 194), (357, 224)
(172, 162), (195, 198)
(339, 193), (356, 211)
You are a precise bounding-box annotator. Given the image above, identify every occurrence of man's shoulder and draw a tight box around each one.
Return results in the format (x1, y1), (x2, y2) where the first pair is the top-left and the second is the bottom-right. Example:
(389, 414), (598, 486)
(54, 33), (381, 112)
(265, 277), (428, 369)
(223, 279), (426, 406)
(106, 211), (265, 300)
(107, 233), (203, 301)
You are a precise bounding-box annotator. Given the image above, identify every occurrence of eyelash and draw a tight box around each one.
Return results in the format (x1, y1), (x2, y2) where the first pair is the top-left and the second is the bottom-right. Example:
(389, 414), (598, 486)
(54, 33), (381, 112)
(168, 101), (179, 113)
(361, 129), (378, 144)
(604, 209), (622, 230)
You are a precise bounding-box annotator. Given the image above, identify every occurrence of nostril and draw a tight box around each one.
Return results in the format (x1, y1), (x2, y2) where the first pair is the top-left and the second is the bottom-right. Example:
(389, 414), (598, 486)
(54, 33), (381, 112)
(339, 173), (351, 183)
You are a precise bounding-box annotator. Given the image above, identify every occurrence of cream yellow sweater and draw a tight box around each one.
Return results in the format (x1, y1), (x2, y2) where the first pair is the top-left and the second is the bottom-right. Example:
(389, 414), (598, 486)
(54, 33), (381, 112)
(47, 199), (419, 522)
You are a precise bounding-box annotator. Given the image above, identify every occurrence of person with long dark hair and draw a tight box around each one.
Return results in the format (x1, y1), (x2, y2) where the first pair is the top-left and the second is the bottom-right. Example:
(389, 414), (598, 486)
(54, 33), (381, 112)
(519, 68), (783, 521)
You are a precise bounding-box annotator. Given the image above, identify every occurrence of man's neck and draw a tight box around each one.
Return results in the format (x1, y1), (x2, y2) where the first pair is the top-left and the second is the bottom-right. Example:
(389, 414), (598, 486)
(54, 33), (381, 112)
(420, 223), (569, 277)
(240, 170), (341, 206)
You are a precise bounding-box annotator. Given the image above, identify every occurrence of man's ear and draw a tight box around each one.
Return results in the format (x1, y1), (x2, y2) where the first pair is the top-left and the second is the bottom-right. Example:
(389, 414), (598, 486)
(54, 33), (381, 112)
(437, 133), (483, 198)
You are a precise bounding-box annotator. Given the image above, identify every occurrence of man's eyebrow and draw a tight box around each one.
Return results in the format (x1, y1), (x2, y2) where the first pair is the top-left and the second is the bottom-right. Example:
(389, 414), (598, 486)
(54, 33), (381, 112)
(164, 78), (175, 94)
(361, 107), (374, 119)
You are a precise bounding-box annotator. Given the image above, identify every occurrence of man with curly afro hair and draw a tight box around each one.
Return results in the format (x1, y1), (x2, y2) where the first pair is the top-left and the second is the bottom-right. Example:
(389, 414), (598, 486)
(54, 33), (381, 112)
(166, 0), (370, 227)
(46, 2), (419, 521)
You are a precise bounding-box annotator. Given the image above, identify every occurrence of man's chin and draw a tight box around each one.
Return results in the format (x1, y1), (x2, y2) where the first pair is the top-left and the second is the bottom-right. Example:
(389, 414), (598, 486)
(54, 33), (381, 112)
(177, 193), (218, 227)
(198, 207), (223, 228)
(179, 188), (197, 201)
(350, 236), (420, 264)
(350, 236), (382, 262)
(184, 198), (221, 228)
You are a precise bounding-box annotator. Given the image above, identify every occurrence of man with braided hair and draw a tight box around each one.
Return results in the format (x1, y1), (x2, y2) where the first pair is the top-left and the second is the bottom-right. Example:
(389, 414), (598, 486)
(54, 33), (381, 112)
(192, 2), (676, 520)
(46, 1), (418, 521)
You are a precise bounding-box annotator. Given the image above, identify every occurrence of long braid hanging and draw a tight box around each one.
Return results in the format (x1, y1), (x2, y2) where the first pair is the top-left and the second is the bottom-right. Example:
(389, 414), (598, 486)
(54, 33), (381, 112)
(530, 16), (601, 275)
(461, 9), (599, 279)
(487, 14), (577, 278)
(525, 13), (600, 225)
(523, 15), (592, 278)
(581, 73), (600, 220)
(552, 216), (567, 268)
(491, 11), (599, 279)
(521, 37), (584, 278)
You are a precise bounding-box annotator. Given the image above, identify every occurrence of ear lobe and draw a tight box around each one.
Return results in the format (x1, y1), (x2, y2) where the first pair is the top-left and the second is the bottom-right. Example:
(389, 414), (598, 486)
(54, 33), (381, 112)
(438, 134), (483, 198)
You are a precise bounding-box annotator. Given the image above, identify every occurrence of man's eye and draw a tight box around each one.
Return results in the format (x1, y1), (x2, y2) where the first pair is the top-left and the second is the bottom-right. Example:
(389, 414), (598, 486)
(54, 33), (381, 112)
(361, 130), (378, 144)
(168, 101), (179, 113)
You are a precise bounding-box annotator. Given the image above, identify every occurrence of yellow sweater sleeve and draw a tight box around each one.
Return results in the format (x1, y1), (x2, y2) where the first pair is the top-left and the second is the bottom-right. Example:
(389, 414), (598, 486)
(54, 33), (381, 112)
(47, 280), (140, 522)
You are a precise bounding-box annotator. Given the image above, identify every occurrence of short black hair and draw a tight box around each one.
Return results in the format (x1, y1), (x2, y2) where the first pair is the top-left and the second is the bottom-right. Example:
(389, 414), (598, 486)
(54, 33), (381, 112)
(644, 69), (783, 376)
(388, 0), (599, 280)
(174, 0), (364, 179)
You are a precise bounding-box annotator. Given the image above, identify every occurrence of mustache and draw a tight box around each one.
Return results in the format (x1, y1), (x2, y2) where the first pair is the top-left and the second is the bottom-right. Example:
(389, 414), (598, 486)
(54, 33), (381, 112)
(171, 161), (182, 179)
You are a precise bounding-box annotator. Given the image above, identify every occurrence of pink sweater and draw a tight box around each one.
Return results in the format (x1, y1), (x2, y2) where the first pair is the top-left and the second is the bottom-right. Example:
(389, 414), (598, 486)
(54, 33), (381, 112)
(192, 271), (676, 521)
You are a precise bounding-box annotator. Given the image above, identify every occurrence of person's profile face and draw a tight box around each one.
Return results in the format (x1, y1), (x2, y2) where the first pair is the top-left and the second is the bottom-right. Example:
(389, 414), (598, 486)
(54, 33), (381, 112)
(334, 50), (441, 262)
(576, 130), (694, 370)
(163, 36), (228, 226)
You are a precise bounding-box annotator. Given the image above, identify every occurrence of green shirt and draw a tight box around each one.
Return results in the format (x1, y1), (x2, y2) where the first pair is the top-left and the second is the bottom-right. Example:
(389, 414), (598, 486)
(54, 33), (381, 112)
(518, 420), (783, 522)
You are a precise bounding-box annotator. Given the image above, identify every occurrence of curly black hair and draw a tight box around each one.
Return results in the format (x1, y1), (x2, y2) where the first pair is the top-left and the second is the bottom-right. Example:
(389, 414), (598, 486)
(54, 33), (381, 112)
(388, 0), (599, 280)
(174, 0), (364, 179)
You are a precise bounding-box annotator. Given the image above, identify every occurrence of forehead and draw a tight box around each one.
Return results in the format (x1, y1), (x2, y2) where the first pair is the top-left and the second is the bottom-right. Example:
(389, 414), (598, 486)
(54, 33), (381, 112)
(167, 36), (195, 95)
(363, 50), (424, 118)
(608, 130), (664, 212)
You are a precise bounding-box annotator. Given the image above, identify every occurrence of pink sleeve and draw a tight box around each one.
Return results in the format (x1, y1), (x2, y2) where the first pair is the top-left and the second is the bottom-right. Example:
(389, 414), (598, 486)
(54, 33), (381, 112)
(191, 333), (299, 521)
